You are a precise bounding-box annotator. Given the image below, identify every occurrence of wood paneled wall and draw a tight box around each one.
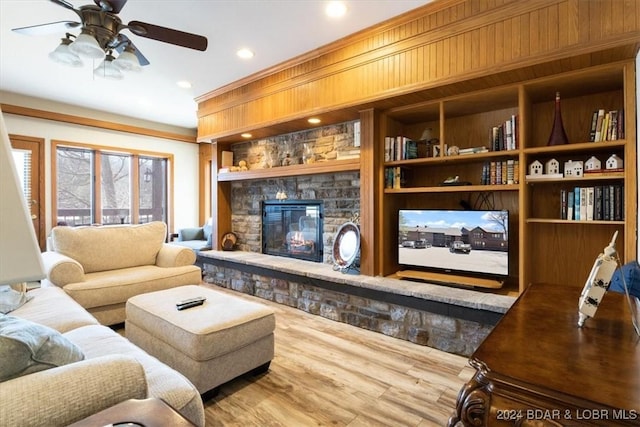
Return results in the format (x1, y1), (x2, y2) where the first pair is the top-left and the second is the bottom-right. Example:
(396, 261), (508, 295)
(197, 0), (640, 142)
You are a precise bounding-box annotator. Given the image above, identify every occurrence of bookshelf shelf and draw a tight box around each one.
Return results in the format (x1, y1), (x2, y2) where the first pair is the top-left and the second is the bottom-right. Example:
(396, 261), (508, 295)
(385, 184), (519, 194)
(384, 150), (519, 167)
(526, 218), (625, 225)
(525, 172), (625, 184)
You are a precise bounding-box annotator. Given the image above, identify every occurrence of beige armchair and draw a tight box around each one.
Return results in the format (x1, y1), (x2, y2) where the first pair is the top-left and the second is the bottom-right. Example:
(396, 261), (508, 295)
(41, 222), (202, 325)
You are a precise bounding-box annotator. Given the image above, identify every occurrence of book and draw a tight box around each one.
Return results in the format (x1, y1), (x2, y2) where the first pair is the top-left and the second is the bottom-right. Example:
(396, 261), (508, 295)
(567, 190), (574, 220)
(594, 109), (605, 141)
(586, 187), (594, 221)
(505, 118), (513, 150)
(405, 139), (418, 159)
(393, 166), (402, 189)
(580, 187), (587, 220)
(384, 137), (392, 162)
(459, 146), (489, 154)
(507, 159), (515, 184)
(618, 108), (625, 139)
(614, 185), (623, 221)
(512, 114), (519, 149)
(609, 110), (618, 141)
(574, 187), (581, 220)
(601, 112), (610, 141)
(560, 189), (567, 219)
(594, 186), (603, 220)
(589, 110), (599, 142)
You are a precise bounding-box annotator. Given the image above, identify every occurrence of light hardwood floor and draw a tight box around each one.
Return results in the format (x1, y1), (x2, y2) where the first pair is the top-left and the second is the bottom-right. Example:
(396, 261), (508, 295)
(201, 284), (474, 427)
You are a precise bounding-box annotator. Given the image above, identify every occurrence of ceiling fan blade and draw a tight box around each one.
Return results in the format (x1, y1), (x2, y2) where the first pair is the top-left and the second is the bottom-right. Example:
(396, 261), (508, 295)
(12, 21), (82, 36)
(114, 35), (150, 66)
(94, 0), (128, 14)
(49, 0), (76, 11)
(127, 21), (208, 51)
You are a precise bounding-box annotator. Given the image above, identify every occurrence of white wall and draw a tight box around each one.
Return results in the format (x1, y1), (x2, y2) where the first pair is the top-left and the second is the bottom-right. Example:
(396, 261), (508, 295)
(3, 112), (200, 234)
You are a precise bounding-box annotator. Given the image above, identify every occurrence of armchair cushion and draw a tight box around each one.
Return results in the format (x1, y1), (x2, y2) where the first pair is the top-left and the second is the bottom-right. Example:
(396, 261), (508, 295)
(0, 315), (84, 382)
(178, 227), (205, 242)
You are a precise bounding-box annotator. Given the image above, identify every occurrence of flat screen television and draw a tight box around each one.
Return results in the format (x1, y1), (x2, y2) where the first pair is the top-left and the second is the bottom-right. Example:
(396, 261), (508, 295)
(398, 209), (509, 278)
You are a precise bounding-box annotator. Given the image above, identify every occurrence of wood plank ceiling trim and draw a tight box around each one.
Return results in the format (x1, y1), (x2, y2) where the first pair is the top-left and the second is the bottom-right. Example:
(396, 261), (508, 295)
(196, 0), (640, 142)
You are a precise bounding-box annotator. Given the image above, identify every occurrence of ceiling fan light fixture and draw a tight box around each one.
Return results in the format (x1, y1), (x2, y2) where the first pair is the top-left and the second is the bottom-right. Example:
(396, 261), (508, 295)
(94, 53), (123, 80)
(113, 46), (141, 72)
(69, 31), (105, 60)
(49, 36), (83, 67)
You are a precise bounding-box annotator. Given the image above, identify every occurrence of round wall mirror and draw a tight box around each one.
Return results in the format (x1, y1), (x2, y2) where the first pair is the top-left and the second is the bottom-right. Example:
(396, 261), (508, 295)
(332, 222), (360, 274)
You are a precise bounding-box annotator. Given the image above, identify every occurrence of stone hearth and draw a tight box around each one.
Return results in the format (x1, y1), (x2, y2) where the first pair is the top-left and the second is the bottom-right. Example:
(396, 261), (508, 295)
(199, 251), (515, 357)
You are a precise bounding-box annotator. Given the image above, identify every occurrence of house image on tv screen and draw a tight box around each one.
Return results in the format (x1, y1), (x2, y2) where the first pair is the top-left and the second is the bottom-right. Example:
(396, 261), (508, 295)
(400, 226), (508, 251)
(397, 209), (510, 277)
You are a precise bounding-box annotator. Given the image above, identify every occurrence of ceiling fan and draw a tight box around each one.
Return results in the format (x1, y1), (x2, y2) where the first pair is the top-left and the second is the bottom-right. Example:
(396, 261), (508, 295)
(12, 0), (208, 78)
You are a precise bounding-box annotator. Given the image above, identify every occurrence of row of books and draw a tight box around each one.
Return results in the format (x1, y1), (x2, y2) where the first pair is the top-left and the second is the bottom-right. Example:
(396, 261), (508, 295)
(560, 185), (624, 221)
(384, 167), (405, 189)
(589, 109), (624, 142)
(490, 115), (519, 151)
(384, 136), (420, 162)
(481, 160), (519, 185)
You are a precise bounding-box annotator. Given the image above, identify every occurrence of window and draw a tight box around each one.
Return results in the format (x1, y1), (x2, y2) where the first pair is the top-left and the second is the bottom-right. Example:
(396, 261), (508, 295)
(54, 143), (170, 227)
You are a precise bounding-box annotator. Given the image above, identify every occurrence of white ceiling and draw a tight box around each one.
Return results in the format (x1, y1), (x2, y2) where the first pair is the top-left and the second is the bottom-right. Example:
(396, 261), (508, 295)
(0, 0), (429, 130)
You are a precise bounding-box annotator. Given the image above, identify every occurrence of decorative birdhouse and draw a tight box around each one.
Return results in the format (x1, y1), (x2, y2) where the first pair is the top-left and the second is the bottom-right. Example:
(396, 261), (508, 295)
(564, 160), (583, 177)
(584, 156), (601, 172)
(605, 154), (623, 170)
(545, 158), (560, 175)
(529, 160), (543, 176)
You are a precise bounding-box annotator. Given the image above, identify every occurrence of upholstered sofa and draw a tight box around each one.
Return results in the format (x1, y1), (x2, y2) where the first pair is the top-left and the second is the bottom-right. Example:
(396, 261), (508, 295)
(0, 286), (205, 427)
(41, 222), (202, 325)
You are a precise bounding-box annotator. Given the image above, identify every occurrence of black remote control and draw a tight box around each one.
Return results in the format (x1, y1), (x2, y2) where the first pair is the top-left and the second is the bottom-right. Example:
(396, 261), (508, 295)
(176, 296), (206, 310)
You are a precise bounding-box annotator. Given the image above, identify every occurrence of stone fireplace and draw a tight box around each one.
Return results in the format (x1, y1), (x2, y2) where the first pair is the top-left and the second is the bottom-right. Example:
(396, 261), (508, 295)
(262, 199), (323, 262)
(226, 121), (360, 264)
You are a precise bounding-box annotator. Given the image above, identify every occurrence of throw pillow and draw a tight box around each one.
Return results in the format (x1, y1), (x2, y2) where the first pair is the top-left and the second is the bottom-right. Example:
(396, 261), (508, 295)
(0, 315), (84, 382)
(609, 260), (640, 299)
(0, 285), (33, 314)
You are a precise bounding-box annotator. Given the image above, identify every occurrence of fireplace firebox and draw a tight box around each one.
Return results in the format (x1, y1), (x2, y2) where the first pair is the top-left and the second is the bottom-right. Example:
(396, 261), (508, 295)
(262, 200), (323, 262)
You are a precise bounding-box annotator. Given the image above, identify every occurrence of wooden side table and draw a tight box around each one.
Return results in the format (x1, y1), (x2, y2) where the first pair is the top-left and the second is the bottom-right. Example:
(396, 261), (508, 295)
(449, 283), (640, 426)
(68, 398), (196, 427)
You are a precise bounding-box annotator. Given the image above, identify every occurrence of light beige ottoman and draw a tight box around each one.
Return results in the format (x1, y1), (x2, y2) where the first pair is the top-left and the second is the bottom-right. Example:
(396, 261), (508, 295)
(125, 285), (275, 395)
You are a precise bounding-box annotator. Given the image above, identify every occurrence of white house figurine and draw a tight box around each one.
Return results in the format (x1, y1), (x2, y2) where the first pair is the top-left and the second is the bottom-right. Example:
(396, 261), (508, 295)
(584, 156), (601, 171)
(564, 160), (583, 177)
(605, 154), (623, 170)
(545, 158), (560, 175)
(529, 160), (543, 176)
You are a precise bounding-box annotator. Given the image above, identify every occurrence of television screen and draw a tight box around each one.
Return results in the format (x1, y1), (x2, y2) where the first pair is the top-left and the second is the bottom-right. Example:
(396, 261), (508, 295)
(398, 209), (509, 277)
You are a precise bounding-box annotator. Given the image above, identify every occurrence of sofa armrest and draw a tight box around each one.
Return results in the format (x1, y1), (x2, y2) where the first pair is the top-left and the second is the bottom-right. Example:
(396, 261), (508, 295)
(178, 227), (204, 241)
(0, 354), (147, 427)
(156, 243), (196, 267)
(42, 251), (85, 287)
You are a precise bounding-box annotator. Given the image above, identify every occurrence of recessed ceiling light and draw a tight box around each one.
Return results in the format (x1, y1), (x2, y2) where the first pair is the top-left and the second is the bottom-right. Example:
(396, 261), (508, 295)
(241, 133), (253, 138)
(308, 118), (321, 124)
(237, 48), (254, 59)
(177, 80), (192, 89)
(325, 1), (347, 18)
